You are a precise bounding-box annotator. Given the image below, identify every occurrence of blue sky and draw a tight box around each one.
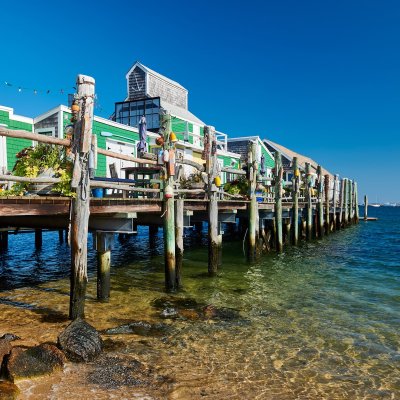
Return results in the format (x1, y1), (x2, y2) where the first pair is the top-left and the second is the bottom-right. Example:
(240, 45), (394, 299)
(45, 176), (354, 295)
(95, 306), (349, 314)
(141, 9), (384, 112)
(1, 0), (399, 202)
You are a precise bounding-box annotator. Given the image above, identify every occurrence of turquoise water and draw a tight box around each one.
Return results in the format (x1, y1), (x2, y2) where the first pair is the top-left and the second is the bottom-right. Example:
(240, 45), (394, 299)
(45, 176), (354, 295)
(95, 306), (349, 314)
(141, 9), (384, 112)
(0, 207), (399, 399)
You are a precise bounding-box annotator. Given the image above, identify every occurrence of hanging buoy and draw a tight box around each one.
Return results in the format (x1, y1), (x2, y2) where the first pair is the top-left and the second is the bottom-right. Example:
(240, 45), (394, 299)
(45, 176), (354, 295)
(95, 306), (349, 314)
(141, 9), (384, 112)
(165, 184), (174, 199)
(157, 149), (164, 165)
(71, 103), (80, 112)
(156, 136), (164, 146)
(168, 149), (176, 176)
(294, 169), (300, 177)
(170, 132), (178, 143)
(163, 150), (170, 162)
(214, 176), (222, 187)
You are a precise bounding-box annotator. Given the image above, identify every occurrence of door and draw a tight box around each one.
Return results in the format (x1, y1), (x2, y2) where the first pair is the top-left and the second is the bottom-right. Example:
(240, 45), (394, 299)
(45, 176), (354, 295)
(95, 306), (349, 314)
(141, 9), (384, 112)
(106, 140), (136, 178)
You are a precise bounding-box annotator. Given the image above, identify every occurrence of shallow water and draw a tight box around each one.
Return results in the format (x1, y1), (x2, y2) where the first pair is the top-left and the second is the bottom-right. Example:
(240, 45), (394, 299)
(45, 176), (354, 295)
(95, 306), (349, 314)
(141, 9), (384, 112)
(0, 207), (399, 399)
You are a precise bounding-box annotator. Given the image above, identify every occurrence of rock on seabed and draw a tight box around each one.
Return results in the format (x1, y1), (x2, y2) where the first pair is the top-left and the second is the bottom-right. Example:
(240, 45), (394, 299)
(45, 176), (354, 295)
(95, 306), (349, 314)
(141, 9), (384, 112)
(58, 319), (103, 362)
(0, 380), (20, 400)
(5, 344), (66, 381)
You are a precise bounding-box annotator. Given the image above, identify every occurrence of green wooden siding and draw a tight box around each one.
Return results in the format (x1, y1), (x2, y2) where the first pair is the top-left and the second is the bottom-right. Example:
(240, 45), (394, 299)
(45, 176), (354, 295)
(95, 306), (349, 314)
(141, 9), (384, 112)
(258, 138), (274, 168)
(0, 109), (33, 171)
(171, 116), (194, 144)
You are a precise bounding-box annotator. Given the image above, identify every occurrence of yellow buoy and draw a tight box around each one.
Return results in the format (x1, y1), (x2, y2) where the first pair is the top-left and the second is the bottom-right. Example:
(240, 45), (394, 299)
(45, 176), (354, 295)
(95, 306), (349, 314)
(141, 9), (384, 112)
(170, 132), (178, 143)
(214, 176), (222, 187)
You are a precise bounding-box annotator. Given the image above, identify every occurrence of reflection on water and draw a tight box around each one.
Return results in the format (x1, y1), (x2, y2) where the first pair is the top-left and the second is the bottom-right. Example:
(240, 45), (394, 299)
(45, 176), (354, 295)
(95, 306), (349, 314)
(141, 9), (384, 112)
(0, 207), (399, 399)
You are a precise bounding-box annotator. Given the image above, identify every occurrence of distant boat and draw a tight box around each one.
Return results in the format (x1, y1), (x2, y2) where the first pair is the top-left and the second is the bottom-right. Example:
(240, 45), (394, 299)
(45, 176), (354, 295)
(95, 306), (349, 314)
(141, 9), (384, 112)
(370, 203), (381, 208)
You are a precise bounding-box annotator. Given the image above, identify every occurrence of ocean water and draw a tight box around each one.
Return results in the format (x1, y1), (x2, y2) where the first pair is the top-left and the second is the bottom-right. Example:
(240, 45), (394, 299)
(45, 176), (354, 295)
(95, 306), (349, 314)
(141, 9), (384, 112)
(0, 206), (399, 399)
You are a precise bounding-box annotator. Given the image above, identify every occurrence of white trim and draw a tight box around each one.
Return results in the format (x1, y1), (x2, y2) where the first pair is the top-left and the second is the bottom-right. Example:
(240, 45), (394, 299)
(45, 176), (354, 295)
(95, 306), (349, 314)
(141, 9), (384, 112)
(0, 136), (7, 173)
(58, 110), (64, 139)
(35, 127), (56, 137)
(0, 105), (34, 126)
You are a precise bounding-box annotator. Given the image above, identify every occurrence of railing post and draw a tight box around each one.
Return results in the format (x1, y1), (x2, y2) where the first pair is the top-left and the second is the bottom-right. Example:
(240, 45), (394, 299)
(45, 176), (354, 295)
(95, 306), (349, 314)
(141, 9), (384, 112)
(69, 74), (95, 320)
(274, 151), (283, 252)
(292, 157), (299, 245)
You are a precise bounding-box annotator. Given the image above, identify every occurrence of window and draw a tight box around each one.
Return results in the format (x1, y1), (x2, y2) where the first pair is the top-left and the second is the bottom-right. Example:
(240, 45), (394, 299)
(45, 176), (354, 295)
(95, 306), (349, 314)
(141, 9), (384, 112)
(114, 97), (160, 131)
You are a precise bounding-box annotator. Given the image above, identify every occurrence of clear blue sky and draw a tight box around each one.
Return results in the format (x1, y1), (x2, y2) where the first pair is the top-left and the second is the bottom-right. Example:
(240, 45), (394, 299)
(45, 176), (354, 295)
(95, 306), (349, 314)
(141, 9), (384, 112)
(1, 0), (399, 202)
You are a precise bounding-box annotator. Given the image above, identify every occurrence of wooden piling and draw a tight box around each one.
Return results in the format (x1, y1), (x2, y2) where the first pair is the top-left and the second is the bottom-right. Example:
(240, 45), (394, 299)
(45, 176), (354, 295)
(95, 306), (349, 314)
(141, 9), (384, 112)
(161, 114), (176, 290)
(96, 232), (113, 301)
(58, 229), (64, 244)
(324, 174), (330, 234)
(248, 141), (259, 258)
(206, 125), (221, 274)
(343, 178), (348, 225)
(0, 231), (8, 251)
(274, 151), (283, 252)
(292, 157), (299, 245)
(332, 174), (339, 230)
(316, 165), (324, 237)
(35, 229), (42, 249)
(69, 74), (95, 320)
(339, 178), (345, 227)
(175, 198), (184, 287)
(364, 195), (368, 220)
(354, 182), (359, 223)
(305, 162), (313, 240)
(348, 179), (353, 224)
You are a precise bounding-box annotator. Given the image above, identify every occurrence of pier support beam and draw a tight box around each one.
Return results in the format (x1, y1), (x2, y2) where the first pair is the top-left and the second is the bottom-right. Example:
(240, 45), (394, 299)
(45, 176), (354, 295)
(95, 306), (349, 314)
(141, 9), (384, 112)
(354, 182), (359, 223)
(324, 174), (330, 234)
(206, 125), (221, 274)
(343, 178), (349, 226)
(35, 229), (42, 249)
(349, 179), (353, 224)
(305, 162), (313, 240)
(364, 195), (368, 220)
(58, 229), (64, 244)
(339, 178), (345, 228)
(292, 157), (299, 245)
(95, 232), (113, 301)
(332, 174), (339, 231)
(317, 165), (324, 238)
(274, 151), (283, 252)
(69, 74), (95, 320)
(175, 198), (184, 288)
(0, 231), (8, 251)
(161, 114), (176, 290)
(247, 141), (259, 259)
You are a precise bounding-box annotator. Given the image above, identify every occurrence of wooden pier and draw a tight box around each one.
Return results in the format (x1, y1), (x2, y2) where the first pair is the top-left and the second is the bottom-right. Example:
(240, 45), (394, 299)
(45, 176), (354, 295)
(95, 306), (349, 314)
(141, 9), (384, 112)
(0, 74), (361, 320)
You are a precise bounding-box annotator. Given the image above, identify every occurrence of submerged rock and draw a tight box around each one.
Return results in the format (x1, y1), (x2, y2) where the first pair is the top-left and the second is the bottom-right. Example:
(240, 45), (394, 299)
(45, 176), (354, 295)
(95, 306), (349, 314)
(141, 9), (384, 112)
(0, 339), (12, 368)
(5, 344), (66, 381)
(0, 334), (20, 342)
(0, 380), (20, 400)
(103, 321), (170, 337)
(58, 319), (102, 362)
(202, 305), (242, 321)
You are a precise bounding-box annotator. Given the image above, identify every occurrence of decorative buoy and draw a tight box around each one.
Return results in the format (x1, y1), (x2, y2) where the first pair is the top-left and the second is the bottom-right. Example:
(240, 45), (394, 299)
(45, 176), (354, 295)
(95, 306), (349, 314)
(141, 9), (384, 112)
(71, 103), (80, 112)
(165, 185), (174, 199)
(170, 132), (178, 143)
(156, 136), (164, 146)
(214, 176), (221, 187)
(163, 150), (170, 162)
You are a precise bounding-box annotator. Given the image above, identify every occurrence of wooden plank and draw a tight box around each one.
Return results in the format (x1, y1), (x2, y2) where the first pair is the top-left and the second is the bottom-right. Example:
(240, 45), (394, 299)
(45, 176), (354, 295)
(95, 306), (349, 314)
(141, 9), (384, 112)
(0, 175), (61, 184)
(97, 148), (157, 165)
(0, 127), (70, 147)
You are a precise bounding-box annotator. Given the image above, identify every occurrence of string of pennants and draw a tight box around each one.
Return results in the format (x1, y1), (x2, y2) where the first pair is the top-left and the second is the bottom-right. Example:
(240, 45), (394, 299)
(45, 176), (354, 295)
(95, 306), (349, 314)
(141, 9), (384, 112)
(2, 80), (103, 111)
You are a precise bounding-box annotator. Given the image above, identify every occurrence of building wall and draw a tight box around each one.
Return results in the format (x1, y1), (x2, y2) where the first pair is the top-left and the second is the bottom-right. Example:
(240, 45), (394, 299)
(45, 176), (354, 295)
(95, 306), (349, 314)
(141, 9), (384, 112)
(35, 113), (59, 137)
(0, 108), (33, 171)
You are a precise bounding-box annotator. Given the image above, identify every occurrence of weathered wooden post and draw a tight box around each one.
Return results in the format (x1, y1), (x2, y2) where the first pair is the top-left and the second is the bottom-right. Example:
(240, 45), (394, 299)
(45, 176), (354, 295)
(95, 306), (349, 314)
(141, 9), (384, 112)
(95, 232), (113, 301)
(343, 178), (349, 225)
(175, 198), (184, 287)
(0, 231), (8, 251)
(69, 74), (95, 320)
(332, 174), (339, 230)
(324, 174), (330, 234)
(364, 195), (368, 220)
(58, 229), (64, 244)
(316, 165), (324, 237)
(339, 178), (345, 228)
(274, 151), (283, 252)
(205, 125), (221, 274)
(35, 229), (42, 249)
(292, 157), (299, 245)
(161, 113), (176, 290)
(348, 179), (353, 224)
(305, 162), (313, 240)
(248, 141), (259, 258)
(354, 182), (359, 223)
